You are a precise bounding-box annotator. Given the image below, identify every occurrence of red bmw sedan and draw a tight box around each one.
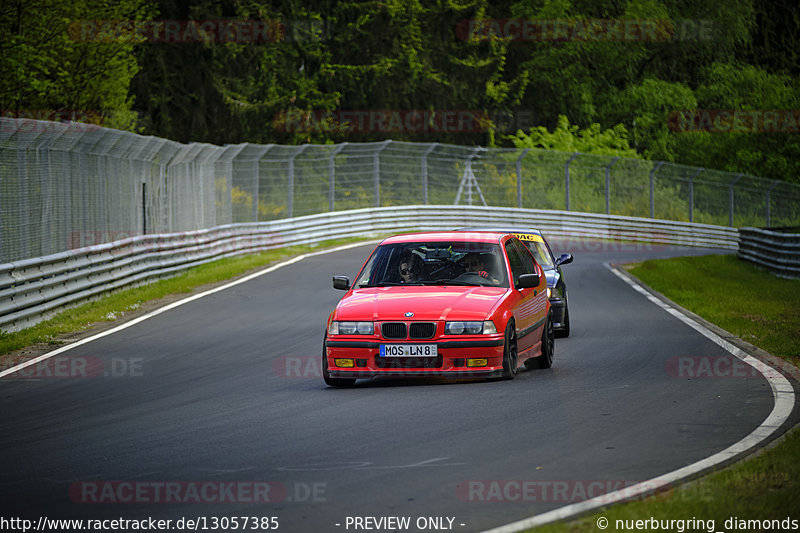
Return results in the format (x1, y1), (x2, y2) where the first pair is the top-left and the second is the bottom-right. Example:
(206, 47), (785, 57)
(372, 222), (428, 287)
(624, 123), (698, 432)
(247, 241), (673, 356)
(323, 232), (554, 386)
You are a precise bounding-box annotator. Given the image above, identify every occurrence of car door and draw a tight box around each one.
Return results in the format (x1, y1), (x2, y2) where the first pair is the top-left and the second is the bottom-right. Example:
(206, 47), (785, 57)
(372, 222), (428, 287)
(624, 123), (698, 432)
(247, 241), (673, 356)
(504, 238), (547, 356)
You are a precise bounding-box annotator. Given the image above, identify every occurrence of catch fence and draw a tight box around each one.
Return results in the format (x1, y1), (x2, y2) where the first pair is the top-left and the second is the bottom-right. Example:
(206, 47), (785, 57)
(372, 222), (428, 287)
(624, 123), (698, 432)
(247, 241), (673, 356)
(2, 117), (798, 263)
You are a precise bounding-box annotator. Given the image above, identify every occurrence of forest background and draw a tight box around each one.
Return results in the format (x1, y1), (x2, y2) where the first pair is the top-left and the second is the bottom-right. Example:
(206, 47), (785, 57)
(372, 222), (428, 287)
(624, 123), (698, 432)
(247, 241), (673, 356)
(2, 0), (798, 184)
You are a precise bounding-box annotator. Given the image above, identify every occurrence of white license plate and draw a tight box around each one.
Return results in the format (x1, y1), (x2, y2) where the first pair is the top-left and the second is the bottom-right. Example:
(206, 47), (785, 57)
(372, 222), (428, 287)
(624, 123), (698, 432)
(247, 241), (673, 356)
(379, 344), (438, 357)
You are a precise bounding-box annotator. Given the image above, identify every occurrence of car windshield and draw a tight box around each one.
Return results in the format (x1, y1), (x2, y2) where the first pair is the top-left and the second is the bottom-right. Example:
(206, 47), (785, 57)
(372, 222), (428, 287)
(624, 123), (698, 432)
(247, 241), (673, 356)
(356, 241), (508, 288)
(520, 239), (554, 269)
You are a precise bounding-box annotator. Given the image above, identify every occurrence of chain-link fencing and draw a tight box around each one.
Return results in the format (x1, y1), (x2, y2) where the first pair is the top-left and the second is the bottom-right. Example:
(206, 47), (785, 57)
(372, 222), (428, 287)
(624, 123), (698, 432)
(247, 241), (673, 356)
(2, 117), (799, 263)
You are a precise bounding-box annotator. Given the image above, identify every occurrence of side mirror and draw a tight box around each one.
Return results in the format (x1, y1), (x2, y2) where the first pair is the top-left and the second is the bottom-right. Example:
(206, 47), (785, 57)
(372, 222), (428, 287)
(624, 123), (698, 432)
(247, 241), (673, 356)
(332, 276), (351, 290)
(556, 253), (573, 266)
(517, 273), (540, 289)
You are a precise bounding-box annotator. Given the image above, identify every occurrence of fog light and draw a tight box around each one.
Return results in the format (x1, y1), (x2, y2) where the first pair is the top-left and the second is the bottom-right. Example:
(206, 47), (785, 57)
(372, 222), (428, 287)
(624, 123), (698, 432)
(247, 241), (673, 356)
(334, 358), (354, 367)
(467, 358), (488, 367)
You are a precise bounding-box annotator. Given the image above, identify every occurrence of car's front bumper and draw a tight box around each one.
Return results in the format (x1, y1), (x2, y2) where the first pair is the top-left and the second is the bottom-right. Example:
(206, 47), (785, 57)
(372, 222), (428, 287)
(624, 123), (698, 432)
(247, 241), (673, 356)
(325, 337), (506, 379)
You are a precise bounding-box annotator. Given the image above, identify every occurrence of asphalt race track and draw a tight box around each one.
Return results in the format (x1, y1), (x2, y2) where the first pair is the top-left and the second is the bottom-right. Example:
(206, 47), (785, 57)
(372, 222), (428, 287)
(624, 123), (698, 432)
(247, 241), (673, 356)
(1, 239), (797, 533)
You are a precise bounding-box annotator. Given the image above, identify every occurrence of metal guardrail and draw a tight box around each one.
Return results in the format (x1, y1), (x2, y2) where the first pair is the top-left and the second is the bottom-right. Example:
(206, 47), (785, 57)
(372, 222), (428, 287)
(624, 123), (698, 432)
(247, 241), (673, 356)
(738, 228), (800, 279)
(0, 206), (739, 332)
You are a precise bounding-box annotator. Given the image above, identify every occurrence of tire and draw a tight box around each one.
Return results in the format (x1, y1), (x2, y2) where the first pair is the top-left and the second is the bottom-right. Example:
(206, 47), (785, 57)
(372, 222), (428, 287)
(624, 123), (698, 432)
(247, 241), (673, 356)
(501, 321), (518, 380)
(322, 338), (356, 387)
(538, 312), (555, 369)
(556, 307), (570, 338)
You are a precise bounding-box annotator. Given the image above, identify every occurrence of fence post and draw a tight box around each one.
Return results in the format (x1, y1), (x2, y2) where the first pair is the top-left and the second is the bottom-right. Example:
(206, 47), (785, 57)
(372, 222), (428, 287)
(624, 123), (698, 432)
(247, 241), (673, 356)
(48, 128), (71, 253)
(17, 146), (30, 257)
(200, 145), (227, 229)
(650, 161), (665, 218)
(287, 145), (308, 219)
(252, 155), (259, 222)
(728, 174), (744, 227)
(329, 143), (347, 212)
(565, 152), (578, 211)
(374, 140), (391, 207)
(252, 144), (274, 222)
(219, 143), (247, 224)
(688, 168), (703, 223)
(605, 157), (619, 215)
(141, 182), (147, 234)
(516, 148), (530, 209)
(421, 143), (438, 205)
(766, 180), (780, 228)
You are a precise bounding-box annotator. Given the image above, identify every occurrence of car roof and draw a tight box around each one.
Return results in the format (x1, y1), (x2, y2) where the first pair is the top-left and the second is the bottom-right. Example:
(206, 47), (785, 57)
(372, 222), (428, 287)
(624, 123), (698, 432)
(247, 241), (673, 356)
(381, 231), (509, 245)
(459, 227), (545, 240)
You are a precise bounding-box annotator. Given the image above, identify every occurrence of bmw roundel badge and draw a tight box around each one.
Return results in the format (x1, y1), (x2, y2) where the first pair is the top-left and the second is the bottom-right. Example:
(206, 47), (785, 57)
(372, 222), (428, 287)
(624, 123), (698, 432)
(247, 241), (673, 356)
(404, 311), (414, 318)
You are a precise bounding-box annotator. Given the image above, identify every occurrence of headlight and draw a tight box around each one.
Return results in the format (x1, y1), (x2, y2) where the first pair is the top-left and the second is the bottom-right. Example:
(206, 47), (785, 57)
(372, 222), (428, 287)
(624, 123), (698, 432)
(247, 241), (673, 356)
(548, 286), (562, 299)
(445, 320), (497, 335)
(330, 321), (374, 335)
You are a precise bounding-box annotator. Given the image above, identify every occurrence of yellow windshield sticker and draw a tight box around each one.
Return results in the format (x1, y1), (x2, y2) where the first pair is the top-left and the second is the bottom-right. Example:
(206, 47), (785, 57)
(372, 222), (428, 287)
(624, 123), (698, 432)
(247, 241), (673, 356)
(514, 233), (544, 243)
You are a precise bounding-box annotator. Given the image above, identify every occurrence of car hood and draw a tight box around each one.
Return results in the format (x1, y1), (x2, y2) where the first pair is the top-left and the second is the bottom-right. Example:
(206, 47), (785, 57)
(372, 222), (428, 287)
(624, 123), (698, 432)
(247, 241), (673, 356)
(335, 286), (507, 322)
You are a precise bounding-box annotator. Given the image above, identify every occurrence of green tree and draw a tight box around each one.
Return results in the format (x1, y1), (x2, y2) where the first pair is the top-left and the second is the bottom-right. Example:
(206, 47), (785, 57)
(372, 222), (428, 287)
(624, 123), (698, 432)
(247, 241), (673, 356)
(131, 0), (515, 145)
(746, 0), (800, 76)
(605, 78), (697, 161)
(507, 114), (639, 157)
(670, 62), (800, 183)
(0, 0), (154, 130)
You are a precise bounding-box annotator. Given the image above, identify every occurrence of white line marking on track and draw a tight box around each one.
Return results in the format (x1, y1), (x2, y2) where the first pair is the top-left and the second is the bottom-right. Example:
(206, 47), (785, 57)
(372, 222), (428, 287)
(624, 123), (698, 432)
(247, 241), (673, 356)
(0, 241), (378, 379)
(480, 263), (796, 533)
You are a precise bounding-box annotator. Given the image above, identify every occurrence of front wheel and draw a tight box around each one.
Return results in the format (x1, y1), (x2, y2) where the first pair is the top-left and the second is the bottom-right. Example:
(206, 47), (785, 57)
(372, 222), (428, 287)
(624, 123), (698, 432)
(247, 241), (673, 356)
(322, 338), (356, 387)
(501, 321), (518, 380)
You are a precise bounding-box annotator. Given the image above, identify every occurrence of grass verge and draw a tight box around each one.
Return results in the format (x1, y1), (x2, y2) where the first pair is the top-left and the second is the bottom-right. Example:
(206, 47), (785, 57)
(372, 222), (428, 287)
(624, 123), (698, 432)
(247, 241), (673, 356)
(628, 254), (800, 365)
(533, 254), (799, 532)
(0, 236), (374, 360)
